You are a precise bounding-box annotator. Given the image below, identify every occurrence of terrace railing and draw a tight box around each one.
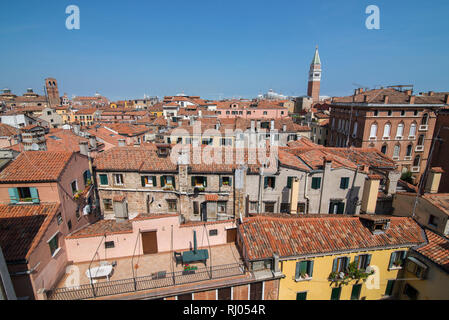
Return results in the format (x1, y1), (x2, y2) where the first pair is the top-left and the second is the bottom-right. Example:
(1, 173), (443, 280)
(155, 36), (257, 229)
(46, 263), (246, 300)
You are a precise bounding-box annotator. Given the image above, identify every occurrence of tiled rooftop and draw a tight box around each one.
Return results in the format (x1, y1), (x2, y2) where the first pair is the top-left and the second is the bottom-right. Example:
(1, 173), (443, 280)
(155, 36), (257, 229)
(0, 151), (74, 182)
(0, 203), (60, 261)
(239, 215), (425, 260)
(415, 229), (449, 273)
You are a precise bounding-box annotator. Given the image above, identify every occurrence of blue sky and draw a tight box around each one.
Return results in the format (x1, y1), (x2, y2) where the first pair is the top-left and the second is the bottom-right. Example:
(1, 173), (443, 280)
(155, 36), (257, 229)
(0, 0), (448, 100)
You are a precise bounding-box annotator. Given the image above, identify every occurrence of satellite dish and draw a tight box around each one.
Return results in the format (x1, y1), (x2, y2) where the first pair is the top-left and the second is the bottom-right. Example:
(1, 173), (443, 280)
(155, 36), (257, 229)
(31, 143), (39, 151)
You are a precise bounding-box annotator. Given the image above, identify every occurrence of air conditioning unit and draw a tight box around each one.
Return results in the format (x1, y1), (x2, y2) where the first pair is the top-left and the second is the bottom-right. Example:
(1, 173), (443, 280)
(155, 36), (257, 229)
(404, 156), (412, 161)
(415, 145), (424, 152)
(411, 166), (420, 173)
(419, 125), (428, 131)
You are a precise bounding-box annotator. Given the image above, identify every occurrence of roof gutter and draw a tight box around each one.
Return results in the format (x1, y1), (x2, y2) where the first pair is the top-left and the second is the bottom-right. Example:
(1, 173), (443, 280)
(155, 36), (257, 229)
(9, 262), (40, 276)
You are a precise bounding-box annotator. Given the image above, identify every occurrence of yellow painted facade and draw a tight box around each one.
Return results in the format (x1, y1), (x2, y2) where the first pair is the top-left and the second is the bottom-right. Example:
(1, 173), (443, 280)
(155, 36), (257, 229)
(278, 247), (412, 300)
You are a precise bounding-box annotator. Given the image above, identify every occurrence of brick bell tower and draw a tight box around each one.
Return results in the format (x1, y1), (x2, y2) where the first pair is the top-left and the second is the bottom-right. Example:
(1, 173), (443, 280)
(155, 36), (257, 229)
(45, 77), (60, 107)
(307, 46), (321, 103)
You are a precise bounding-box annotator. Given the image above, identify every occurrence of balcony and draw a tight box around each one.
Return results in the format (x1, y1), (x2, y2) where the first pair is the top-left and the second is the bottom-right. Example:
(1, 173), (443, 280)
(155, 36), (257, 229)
(46, 243), (246, 300)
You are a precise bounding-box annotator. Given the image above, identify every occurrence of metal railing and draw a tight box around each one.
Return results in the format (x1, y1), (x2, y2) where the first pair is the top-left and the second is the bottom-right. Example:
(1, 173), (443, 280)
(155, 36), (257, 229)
(46, 263), (245, 300)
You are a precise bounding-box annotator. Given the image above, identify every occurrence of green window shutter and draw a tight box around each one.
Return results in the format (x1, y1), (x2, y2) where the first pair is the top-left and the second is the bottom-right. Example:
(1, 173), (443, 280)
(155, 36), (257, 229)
(337, 202), (345, 214)
(191, 176), (195, 187)
(287, 177), (293, 189)
(264, 177), (268, 189)
(272, 177), (275, 188)
(8, 188), (19, 204)
(366, 254), (372, 267)
(308, 260), (314, 277)
(331, 287), (341, 300)
(345, 257), (351, 270)
(172, 177), (176, 189)
(100, 174), (108, 185)
(299, 261), (308, 274)
(295, 262), (301, 279)
(141, 176), (146, 187)
(350, 284), (362, 300)
(388, 252), (395, 269)
(354, 255), (360, 269)
(152, 176), (157, 187)
(332, 258), (338, 272)
(30, 187), (40, 204)
(161, 176), (165, 187)
(385, 280), (395, 296)
(312, 177), (321, 189)
(296, 292), (307, 300)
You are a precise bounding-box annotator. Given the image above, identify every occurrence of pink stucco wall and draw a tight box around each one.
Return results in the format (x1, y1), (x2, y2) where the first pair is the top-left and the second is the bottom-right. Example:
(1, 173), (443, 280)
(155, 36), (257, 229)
(65, 215), (236, 263)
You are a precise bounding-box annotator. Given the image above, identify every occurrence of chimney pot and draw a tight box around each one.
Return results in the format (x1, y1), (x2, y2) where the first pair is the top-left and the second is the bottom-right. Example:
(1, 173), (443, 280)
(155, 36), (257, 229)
(383, 95), (389, 104)
(409, 96), (416, 104)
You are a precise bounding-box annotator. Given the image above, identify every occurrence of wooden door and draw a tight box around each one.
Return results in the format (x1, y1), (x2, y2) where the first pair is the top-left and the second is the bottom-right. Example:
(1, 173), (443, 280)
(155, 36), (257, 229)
(141, 231), (158, 254)
(226, 228), (237, 243)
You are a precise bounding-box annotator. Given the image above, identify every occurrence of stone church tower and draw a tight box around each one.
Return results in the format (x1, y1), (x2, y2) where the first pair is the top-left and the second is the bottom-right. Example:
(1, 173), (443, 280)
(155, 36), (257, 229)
(307, 46), (322, 103)
(45, 77), (60, 107)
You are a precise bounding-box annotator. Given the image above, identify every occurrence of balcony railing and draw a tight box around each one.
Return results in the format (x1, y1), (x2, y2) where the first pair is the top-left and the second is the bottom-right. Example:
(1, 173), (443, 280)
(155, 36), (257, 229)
(46, 263), (246, 300)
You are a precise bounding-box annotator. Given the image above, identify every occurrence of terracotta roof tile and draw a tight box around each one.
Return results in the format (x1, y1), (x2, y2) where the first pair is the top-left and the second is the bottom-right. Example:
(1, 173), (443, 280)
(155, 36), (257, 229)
(239, 215), (425, 260)
(415, 229), (449, 272)
(67, 219), (133, 239)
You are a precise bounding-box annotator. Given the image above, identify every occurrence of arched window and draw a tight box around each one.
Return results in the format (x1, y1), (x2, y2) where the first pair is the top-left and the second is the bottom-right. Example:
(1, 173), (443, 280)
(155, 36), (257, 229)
(381, 144), (387, 154)
(353, 122), (358, 136)
(406, 144), (413, 157)
(418, 134), (425, 146)
(383, 123), (391, 137)
(413, 155), (421, 167)
(409, 123), (417, 137)
(393, 145), (400, 158)
(396, 123), (404, 138)
(370, 123), (377, 138)
(422, 113), (429, 125)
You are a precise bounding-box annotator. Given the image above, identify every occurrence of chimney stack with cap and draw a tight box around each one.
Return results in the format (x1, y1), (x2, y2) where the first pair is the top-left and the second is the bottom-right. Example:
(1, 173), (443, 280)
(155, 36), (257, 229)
(79, 141), (89, 156)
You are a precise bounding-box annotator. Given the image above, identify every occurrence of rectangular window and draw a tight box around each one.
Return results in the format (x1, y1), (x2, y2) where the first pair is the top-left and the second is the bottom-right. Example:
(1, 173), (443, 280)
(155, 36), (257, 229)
(264, 202), (275, 213)
(340, 177), (350, 189)
(71, 180), (78, 195)
(388, 251), (407, 269)
(103, 199), (113, 211)
(286, 176), (295, 189)
(193, 201), (199, 215)
(161, 175), (175, 188)
(217, 287), (231, 300)
(220, 176), (232, 186)
(141, 176), (156, 187)
(331, 287), (341, 300)
(192, 176), (207, 187)
(167, 199), (177, 212)
(428, 215), (438, 227)
(99, 174), (109, 185)
(295, 260), (314, 280)
(249, 282), (263, 300)
(114, 174), (124, 185)
(217, 201), (227, 214)
(385, 280), (395, 297)
(355, 254), (372, 270)
(280, 203), (290, 213)
(57, 213), (63, 225)
(298, 203), (306, 214)
(250, 201), (258, 212)
(17, 187), (32, 202)
(221, 138), (232, 146)
(48, 234), (59, 256)
(83, 170), (91, 185)
(350, 284), (362, 300)
(403, 283), (418, 300)
(264, 176), (276, 189)
(296, 291), (307, 300)
(209, 229), (218, 236)
(105, 241), (115, 249)
(332, 257), (350, 273)
(311, 177), (321, 190)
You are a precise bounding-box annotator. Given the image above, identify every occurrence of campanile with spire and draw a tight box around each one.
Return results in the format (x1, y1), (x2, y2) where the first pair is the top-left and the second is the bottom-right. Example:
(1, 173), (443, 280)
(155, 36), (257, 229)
(307, 46), (322, 103)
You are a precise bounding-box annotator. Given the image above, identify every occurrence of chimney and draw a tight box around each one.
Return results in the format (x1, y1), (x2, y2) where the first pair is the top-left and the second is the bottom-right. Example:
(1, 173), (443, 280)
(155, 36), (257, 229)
(405, 89), (412, 95)
(250, 120), (255, 131)
(383, 95), (389, 104)
(425, 167), (444, 194)
(272, 253), (282, 276)
(88, 135), (97, 149)
(289, 177), (300, 214)
(118, 139), (126, 147)
(360, 174), (382, 214)
(428, 91), (434, 96)
(73, 124), (80, 135)
(282, 124), (287, 132)
(113, 195), (128, 223)
(79, 141), (89, 156)
(270, 120), (275, 131)
(409, 96), (416, 104)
